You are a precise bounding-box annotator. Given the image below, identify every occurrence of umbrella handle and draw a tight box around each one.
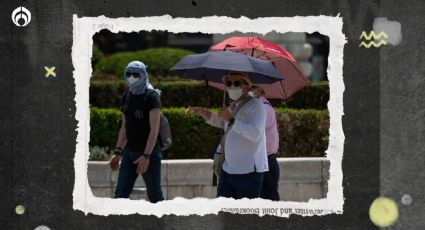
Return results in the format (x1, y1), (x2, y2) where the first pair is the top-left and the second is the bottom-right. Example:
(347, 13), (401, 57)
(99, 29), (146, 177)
(222, 90), (227, 135)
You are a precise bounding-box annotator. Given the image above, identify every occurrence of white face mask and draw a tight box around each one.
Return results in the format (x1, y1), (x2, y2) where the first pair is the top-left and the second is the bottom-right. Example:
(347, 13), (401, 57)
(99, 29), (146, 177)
(227, 87), (243, 101)
(127, 75), (140, 85)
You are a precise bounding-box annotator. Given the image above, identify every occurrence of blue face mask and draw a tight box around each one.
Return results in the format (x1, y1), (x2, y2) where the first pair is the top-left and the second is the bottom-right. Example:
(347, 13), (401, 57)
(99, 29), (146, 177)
(124, 61), (149, 95)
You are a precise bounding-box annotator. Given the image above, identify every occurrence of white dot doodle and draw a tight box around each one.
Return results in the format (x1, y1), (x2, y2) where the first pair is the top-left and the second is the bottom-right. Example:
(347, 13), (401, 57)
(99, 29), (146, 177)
(11, 6), (31, 27)
(401, 194), (412, 205)
(34, 226), (51, 230)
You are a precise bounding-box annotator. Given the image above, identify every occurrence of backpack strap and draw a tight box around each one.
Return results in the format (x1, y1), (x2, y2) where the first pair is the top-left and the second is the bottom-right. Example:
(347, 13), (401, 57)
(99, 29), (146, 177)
(143, 88), (160, 103)
(121, 91), (130, 112)
(230, 95), (254, 121)
(122, 88), (158, 113)
(263, 101), (272, 106)
(218, 95), (254, 159)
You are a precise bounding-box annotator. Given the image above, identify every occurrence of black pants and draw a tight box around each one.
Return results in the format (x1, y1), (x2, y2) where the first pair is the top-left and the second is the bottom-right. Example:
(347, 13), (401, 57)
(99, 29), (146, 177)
(217, 169), (264, 199)
(260, 154), (280, 201)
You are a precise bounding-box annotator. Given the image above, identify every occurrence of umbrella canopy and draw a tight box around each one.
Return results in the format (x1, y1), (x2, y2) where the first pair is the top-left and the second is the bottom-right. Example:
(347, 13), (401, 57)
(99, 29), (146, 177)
(209, 36), (310, 100)
(170, 51), (283, 84)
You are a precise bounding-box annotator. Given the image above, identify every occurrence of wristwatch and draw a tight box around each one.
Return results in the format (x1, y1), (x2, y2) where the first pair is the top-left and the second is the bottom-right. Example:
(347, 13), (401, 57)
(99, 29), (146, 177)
(143, 153), (150, 160)
(114, 147), (123, 156)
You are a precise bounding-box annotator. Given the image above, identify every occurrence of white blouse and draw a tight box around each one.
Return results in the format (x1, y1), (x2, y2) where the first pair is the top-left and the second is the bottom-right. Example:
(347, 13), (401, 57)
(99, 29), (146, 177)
(207, 98), (268, 174)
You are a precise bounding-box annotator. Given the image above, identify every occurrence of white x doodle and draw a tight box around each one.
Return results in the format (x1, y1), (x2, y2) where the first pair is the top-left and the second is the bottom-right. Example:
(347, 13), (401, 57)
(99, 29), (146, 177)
(44, 66), (56, 78)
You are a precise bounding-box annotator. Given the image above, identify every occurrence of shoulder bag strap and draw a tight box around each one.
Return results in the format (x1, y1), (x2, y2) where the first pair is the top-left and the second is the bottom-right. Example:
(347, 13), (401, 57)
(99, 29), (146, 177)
(219, 95), (254, 156)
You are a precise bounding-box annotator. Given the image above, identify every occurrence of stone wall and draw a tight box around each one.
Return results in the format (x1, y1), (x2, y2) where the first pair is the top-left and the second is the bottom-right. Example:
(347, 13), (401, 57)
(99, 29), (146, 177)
(88, 158), (329, 201)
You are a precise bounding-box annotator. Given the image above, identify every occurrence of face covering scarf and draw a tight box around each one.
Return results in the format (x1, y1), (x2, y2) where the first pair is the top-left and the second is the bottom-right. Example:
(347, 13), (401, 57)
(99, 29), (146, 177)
(124, 61), (149, 95)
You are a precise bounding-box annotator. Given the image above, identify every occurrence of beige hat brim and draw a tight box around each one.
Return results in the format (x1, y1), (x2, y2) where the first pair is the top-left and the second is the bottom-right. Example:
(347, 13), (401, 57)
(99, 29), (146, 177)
(223, 72), (253, 88)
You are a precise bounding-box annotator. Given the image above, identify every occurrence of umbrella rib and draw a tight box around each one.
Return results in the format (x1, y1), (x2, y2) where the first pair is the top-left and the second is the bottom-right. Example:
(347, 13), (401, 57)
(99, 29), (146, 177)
(286, 60), (310, 83)
(280, 80), (288, 100)
(255, 50), (270, 60)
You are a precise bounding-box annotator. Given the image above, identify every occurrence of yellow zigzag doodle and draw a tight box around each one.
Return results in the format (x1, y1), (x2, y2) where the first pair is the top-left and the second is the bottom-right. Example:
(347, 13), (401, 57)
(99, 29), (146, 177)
(359, 40), (387, 48)
(359, 31), (388, 40)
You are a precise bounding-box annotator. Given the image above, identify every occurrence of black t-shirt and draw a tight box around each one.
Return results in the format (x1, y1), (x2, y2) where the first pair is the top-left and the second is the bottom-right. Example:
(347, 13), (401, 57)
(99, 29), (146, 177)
(121, 89), (162, 153)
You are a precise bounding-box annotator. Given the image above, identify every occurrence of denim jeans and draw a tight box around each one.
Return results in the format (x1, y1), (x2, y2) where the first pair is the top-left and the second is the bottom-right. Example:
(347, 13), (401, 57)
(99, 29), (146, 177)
(114, 145), (164, 203)
(260, 154), (280, 201)
(217, 169), (264, 199)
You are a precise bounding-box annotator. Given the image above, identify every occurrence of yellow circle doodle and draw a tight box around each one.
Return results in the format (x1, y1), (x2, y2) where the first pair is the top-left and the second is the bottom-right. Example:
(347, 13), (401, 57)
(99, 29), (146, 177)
(15, 205), (25, 215)
(369, 197), (399, 228)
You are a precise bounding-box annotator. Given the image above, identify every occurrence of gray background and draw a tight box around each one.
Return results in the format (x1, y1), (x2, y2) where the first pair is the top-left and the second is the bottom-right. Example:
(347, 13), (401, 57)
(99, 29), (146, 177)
(380, 1), (425, 230)
(0, 0), (423, 229)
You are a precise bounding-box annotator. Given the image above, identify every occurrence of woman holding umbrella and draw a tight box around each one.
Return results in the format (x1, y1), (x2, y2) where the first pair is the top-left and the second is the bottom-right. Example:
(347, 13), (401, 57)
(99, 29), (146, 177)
(188, 72), (268, 199)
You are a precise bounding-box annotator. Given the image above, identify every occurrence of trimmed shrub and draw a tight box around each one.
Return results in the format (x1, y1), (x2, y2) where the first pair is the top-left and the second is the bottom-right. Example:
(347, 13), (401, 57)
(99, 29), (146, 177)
(275, 108), (329, 157)
(284, 81), (329, 109)
(92, 46), (104, 67)
(94, 48), (195, 78)
(89, 146), (112, 161)
(94, 51), (138, 77)
(90, 107), (122, 148)
(160, 108), (222, 159)
(91, 72), (188, 82)
(155, 81), (224, 108)
(89, 107), (329, 159)
(90, 80), (329, 109)
(89, 80), (128, 108)
(91, 72), (123, 81)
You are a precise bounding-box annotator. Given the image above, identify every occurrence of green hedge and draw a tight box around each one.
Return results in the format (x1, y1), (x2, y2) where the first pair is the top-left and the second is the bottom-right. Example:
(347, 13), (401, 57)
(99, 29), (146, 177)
(94, 48), (194, 77)
(92, 46), (104, 67)
(90, 107), (329, 159)
(89, 80), (128, 108)
(284, 81), (329, 109)
(90, 80), (329, 109)
(90, 107), (122, 148)
(275, 108), (329, 157)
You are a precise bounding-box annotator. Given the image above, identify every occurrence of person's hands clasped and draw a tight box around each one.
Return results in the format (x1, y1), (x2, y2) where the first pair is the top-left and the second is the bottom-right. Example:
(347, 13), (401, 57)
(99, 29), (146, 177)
(218, 107), (231, 123)
(133, 155), (149, 174)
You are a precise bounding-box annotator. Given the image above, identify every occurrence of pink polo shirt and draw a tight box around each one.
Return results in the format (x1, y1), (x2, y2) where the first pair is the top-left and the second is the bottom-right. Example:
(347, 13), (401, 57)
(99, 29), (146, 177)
(260, 96), (279, 155)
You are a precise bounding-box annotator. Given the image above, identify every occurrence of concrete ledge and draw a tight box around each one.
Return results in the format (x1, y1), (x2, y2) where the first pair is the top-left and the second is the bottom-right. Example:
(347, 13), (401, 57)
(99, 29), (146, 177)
(88, 158), (330, 201)
(164, 159), (213, 186)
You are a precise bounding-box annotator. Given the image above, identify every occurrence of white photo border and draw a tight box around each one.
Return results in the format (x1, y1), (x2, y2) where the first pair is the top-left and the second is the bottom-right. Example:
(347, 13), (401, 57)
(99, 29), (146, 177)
(72, 15), (346, 217)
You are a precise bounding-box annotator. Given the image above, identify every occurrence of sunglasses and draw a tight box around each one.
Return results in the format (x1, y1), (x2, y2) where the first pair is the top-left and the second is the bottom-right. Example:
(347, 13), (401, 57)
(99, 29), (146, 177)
(125, 72), (141, 78)
(225, 80), (245, 87)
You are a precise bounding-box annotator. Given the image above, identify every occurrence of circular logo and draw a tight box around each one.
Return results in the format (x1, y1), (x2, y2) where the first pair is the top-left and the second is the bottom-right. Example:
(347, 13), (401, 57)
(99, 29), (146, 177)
(11, 6), (31, 27)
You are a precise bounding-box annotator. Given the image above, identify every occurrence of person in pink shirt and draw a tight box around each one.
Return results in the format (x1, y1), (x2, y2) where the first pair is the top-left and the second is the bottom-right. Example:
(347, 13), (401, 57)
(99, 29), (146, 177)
(250, 85), (280, 201)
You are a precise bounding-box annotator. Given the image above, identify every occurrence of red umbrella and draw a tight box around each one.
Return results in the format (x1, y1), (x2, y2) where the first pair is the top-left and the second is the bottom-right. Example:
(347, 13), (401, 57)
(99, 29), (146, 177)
(208, 36), (310, 100)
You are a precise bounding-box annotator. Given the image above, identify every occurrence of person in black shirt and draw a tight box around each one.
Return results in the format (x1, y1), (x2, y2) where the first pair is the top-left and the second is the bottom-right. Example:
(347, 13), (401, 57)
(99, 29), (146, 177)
(109, 61), (164, 202)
